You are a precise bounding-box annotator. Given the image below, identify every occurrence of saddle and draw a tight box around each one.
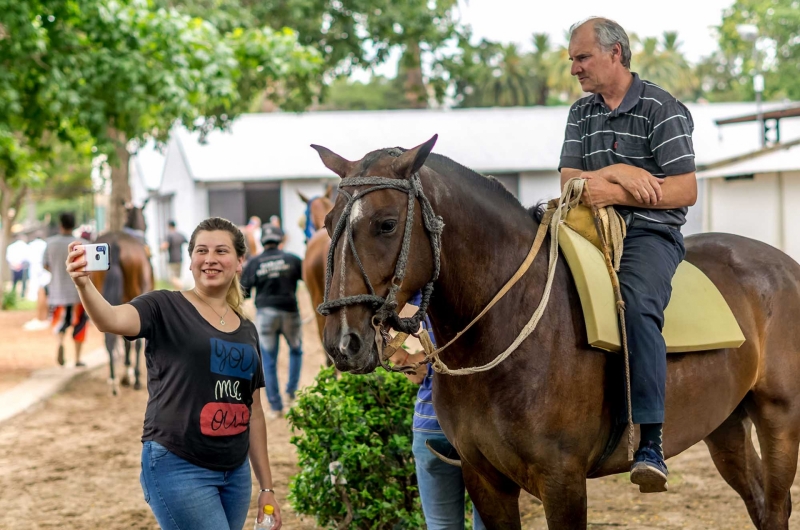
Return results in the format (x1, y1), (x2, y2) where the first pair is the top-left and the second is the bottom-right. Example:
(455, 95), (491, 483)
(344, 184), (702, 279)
(559, 205), (745, 353)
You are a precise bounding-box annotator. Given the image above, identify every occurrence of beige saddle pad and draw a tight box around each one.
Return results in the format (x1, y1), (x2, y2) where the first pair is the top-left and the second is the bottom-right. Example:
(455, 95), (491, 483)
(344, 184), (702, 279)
(558, 223), (746, 353)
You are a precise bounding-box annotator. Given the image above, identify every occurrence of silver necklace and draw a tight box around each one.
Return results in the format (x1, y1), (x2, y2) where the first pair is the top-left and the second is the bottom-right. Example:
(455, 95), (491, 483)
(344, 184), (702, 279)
(193, 289), (230, 326)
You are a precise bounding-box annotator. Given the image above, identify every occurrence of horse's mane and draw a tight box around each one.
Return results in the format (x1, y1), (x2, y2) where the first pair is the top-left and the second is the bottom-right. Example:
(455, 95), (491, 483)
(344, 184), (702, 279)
(362, 147), (537, 221)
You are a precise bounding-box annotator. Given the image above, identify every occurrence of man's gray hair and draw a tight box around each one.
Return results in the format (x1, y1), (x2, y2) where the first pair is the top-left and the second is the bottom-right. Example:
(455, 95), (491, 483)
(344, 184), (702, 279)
(570, 17), (632, 69)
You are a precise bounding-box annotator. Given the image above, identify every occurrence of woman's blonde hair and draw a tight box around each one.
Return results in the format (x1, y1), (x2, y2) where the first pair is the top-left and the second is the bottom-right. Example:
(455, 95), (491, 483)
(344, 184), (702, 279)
(188, 217), (248, 318)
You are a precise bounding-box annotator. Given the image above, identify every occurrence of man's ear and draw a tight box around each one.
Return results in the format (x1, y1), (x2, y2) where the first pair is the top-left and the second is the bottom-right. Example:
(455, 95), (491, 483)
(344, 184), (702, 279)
(391, 134), (438, 177)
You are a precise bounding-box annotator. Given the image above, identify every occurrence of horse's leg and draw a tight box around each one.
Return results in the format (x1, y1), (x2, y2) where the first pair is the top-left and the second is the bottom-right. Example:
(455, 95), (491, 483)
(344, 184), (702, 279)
(536, 470), (587, 529)
(748, 397), (800, 529)
(121, 339), (132, 387)
(133, 339), (143, 390)
(105, 332), (119, 396)
(703, 403), (765, 527)
(462, 461), (521, 530)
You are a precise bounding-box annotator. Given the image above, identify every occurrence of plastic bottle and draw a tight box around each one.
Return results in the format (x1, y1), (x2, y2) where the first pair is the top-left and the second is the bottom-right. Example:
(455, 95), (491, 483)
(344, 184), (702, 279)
(254, 505), (275, 530)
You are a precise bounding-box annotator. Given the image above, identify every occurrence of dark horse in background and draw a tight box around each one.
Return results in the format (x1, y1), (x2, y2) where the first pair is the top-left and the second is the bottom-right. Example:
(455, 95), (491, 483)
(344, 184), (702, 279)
(314, 136), (800, 529)
(298, 185), (336, 351)
(92, 202), (154, 395)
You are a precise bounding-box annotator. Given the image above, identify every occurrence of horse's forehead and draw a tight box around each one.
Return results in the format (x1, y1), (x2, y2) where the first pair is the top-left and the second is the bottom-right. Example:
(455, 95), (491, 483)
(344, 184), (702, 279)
(354, 151), (396, 177)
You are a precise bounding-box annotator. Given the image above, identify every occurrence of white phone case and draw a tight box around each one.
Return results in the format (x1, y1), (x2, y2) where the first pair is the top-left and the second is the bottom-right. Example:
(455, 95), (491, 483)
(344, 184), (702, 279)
(81, 243), (111, 272)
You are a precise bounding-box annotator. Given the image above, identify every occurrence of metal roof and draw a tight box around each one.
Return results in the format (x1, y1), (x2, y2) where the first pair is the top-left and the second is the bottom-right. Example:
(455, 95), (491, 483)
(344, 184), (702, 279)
(135, 102), (800, 188)
(697, 142), (800, 179)
(715, 105), (800, 125)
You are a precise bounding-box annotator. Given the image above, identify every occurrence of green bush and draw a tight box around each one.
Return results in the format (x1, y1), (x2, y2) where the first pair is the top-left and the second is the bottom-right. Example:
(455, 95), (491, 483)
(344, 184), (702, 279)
(1, 289), (17, 310)
(287, 367), (425, 529)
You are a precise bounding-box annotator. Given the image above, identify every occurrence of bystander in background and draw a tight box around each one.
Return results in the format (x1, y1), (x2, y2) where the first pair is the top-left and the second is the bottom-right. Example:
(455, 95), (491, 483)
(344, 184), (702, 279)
(44, 213), (89, 367)
(6, 232), (30, 298)
(160, 220), (187, 289)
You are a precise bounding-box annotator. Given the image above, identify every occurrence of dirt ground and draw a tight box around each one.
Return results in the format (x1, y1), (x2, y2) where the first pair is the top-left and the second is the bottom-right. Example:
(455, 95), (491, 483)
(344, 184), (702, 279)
(0, 308), (106, 394)
(1, 289), (800, 529)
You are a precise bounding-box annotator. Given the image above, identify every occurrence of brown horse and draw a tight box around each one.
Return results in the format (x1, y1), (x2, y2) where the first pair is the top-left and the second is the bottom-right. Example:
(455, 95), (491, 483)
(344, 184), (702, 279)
(92, 203), (154, 394)
(298, 186), (335, 346)
(313, 136), (800, 529)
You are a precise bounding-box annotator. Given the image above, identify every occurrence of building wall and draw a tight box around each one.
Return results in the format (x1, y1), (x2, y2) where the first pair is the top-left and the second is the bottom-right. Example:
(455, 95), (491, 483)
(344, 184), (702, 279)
(708, 173), (781, 248)
(153, 141), (206, 286)
(780, 171), (800, 263)
(280, 178), (339, 258)
(519, 171), (561, 209)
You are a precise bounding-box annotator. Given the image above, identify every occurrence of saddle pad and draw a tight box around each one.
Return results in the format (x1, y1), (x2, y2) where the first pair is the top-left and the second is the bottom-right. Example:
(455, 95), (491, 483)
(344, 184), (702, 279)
(558, 223), (746, 353)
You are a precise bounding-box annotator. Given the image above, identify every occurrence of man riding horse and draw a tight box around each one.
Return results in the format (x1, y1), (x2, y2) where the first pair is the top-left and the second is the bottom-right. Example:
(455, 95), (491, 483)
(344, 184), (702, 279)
(560, 17), (698, 492)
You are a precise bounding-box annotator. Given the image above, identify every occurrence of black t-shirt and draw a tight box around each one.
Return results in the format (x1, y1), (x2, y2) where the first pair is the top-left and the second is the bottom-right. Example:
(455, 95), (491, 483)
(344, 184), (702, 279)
(241, 248), (303, 312)
(165, 231), (187, 264)
(125, 290), (265, 471)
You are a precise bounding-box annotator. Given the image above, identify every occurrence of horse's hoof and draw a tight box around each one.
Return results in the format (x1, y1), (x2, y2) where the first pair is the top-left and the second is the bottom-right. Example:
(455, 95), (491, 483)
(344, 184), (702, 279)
(133, 381), (142, 391)
(108, 378), (120, 396)
(121, 376), (131, 387)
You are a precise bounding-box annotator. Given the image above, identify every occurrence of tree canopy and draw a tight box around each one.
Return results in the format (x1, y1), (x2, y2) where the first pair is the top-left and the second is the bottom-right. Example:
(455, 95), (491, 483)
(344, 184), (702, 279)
(700, 0), (800, 102)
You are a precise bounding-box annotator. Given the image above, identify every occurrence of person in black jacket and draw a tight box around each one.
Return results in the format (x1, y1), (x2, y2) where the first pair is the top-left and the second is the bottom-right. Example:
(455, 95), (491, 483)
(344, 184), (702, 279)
(241, 225), (304, 419)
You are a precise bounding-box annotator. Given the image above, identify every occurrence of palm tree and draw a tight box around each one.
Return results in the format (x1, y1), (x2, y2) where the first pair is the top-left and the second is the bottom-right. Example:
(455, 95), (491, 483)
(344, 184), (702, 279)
(545, 30), (583, 104)
(631, 32), (698, 100)
(529, 33), (552, 105)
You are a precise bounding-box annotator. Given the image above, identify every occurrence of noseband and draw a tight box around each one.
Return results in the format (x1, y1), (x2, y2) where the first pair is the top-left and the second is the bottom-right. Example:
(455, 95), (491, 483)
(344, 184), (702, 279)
(316, 172), (444, 337)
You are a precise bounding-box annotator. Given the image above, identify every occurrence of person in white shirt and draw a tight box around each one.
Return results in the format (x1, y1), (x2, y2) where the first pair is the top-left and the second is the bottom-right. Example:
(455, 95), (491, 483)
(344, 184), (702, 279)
(22, 232), (51, 330)
(6, 234), (30, 298)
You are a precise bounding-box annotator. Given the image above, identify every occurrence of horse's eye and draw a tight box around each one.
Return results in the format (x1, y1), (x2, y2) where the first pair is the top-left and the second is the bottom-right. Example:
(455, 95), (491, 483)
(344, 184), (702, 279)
(380, 220), (397, 234)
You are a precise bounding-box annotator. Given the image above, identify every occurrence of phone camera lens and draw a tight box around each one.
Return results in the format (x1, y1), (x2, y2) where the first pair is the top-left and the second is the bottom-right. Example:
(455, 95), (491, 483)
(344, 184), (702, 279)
(95, 254), (100, 260)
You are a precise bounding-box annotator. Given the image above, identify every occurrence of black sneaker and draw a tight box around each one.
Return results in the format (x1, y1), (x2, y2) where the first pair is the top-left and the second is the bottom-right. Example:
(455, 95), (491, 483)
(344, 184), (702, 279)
(630, 442), (668, 493)
(75, 361), (87, 368)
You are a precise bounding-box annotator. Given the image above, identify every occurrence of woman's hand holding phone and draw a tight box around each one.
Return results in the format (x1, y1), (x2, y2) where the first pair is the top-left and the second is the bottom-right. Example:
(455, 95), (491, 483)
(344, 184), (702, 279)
(67, 241), (109, 287)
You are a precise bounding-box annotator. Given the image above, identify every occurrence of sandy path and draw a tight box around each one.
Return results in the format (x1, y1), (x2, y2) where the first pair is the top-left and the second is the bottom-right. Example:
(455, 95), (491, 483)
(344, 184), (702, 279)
(1, 289), (799, 529)
(0, 309), (105, 393)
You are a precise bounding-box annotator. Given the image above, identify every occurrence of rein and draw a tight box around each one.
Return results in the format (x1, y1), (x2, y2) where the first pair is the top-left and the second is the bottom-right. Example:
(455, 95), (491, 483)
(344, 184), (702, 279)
(394, 178), (587, 376)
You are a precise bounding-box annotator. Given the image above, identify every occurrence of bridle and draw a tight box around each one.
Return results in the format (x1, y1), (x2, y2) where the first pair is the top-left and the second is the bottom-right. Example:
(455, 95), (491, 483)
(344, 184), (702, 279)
(316, 172), (444, 350)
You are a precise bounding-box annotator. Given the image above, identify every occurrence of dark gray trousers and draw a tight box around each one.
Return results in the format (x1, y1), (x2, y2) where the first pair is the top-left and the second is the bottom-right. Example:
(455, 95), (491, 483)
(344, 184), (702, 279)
(618, 221), (685, 425)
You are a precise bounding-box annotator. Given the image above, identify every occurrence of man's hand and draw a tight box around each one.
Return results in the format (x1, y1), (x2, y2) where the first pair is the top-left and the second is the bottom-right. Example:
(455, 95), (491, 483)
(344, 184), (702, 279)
(581, 177), (623, 209)
(596, 164), (665, 205)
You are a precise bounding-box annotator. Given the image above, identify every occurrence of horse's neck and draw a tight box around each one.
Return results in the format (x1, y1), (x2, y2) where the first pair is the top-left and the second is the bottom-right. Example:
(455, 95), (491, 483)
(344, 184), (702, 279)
(423, 171), (550, 355)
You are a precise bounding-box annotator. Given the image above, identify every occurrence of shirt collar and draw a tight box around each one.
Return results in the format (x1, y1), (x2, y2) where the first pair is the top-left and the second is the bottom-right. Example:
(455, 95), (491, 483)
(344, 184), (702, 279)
(591, 72), (643, 115)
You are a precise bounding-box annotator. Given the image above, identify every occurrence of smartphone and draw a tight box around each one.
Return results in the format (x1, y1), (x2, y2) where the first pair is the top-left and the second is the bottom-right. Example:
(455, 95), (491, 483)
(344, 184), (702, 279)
(79, 243), (111, 272)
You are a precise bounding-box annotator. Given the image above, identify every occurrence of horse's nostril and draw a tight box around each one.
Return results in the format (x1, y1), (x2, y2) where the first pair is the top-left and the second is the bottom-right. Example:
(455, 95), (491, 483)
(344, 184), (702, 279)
(339, 332), (362, 357)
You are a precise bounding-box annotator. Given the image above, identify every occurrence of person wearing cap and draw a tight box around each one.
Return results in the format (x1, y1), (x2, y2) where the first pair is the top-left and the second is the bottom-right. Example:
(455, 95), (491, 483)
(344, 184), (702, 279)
(241, 224), (304, 419)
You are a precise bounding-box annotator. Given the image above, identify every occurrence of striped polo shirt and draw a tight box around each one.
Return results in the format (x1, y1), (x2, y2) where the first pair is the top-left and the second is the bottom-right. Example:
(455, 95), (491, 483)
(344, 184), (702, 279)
(559, 72), (696, 226)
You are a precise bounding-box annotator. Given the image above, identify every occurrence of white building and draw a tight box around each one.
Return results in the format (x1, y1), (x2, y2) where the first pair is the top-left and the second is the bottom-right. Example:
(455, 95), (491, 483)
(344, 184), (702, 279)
(130, 103), (800, 283)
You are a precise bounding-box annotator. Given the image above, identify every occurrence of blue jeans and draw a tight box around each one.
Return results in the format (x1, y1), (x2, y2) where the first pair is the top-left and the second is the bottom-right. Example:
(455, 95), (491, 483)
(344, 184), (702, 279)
(139, 441), (252, 530)
(618, 222), (685, 424)
(413, 431), (486, 530)
(256, 307), (303, 412)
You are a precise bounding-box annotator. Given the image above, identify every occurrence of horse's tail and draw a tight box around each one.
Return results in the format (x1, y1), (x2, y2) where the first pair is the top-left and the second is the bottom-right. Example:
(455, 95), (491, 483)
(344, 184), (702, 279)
(103, 241), (125, 306)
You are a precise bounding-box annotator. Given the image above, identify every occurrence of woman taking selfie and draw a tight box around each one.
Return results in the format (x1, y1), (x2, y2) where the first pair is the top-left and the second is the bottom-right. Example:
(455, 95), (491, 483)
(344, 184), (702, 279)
(66, 217), (281, 530)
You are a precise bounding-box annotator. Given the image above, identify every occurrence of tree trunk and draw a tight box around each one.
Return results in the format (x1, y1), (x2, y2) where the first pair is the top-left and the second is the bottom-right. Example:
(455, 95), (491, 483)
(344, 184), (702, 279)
(0, 179), (27, 306)
(108, 127), (131, 233)
(401, 42), (428, 109)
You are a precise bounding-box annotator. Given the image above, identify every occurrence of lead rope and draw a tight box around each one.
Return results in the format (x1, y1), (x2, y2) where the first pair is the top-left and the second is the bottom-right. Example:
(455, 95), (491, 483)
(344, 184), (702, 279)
(585, 187), (635, 461)
(416, 178), (582, 375)
(397, 178), (635, 460)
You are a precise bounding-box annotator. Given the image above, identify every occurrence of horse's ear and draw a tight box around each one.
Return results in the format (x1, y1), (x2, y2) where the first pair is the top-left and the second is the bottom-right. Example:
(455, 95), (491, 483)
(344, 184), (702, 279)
(392, 134), (438, 177)
(297, 191), (310, 204)
(311, 145), (354, 179)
